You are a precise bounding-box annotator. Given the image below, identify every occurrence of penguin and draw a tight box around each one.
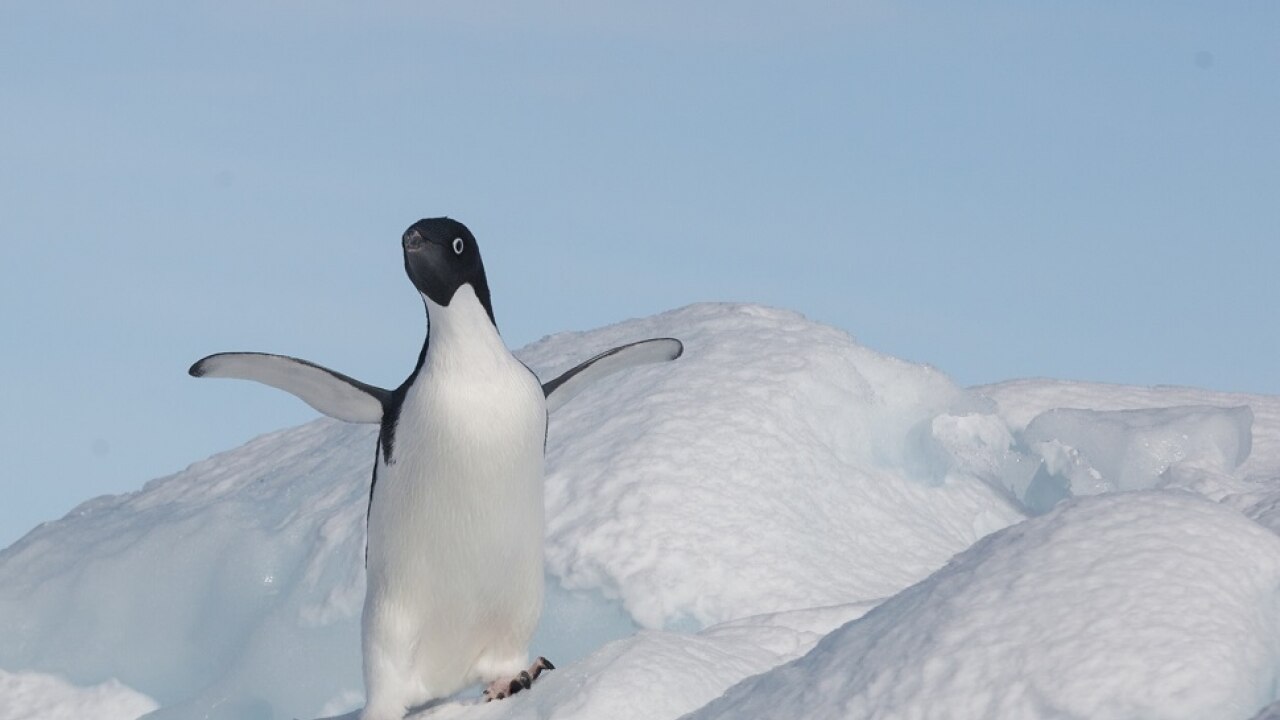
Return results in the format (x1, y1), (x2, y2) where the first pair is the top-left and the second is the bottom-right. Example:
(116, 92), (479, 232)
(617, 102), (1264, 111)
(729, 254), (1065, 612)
(189, 218), (682, 719)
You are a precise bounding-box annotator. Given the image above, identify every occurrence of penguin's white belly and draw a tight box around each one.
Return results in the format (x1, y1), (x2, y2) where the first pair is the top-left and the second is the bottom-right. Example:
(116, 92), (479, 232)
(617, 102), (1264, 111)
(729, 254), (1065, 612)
(363, 362), (546, 708)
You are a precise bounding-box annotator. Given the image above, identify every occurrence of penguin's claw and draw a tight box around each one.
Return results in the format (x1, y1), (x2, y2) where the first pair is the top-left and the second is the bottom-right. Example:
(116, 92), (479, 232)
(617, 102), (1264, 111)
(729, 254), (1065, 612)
(483, 657), (556, 702)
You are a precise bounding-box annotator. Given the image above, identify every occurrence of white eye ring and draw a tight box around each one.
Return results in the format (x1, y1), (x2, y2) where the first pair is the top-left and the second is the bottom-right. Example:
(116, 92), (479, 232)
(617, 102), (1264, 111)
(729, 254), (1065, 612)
(452, 237), (465, 255)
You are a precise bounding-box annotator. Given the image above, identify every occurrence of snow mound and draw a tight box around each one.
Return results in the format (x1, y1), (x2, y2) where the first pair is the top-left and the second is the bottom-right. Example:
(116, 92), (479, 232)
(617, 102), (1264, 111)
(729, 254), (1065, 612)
(689, 491), (1280, 720)
(0, 303), (1024, 719)
(0, 419), (374, 718)
(521, 303), (1021, 628)
(0, 670), (157, 720)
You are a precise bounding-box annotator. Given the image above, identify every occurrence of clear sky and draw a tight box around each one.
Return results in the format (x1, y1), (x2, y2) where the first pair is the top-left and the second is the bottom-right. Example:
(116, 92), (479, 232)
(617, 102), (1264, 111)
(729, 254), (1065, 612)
(1, 1), (1277, 549)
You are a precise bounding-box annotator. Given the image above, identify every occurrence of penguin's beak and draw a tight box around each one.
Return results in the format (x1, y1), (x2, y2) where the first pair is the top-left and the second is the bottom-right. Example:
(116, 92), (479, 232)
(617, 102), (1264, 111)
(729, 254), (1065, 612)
(403, 228), (426, 252)
(403, 230), (449, 302)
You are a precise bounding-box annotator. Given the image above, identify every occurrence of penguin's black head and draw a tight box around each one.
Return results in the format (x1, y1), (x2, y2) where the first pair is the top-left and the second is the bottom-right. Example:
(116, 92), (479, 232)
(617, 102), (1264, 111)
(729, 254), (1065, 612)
(402, 217), (495, 324)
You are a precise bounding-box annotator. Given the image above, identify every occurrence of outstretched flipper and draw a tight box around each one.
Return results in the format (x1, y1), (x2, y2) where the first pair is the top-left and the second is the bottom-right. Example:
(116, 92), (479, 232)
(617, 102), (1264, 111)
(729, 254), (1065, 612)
(541, 337), (683, 413)
(189, 352), (389, 424)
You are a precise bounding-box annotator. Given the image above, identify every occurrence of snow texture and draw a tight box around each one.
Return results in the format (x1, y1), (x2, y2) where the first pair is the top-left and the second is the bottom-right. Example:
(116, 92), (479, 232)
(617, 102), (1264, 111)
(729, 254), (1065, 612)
(522, 304), (1021, 629)
(0, 670), (157, 720)
(688, 492), (1280, 720)
(420, 602), (877, 720)
(3, 303), (1280, 720)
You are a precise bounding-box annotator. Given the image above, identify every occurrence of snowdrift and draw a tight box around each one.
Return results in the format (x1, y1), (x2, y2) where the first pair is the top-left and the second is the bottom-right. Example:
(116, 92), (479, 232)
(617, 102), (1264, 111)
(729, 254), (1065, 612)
(689, 492), (1280, 720)
(2, 303), (1279, 720)
(0, 670), (157, 720)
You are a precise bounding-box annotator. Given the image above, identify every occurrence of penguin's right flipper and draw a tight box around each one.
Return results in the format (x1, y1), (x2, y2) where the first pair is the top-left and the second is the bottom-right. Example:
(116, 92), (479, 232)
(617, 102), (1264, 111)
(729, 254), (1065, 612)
(189, 352), (389, 424)
(542, 337), (683, 413)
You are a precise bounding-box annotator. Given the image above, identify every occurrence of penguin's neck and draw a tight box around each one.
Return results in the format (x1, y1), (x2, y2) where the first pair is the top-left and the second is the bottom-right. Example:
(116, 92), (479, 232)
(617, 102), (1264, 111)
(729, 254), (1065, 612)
(422, 284), (511, 371)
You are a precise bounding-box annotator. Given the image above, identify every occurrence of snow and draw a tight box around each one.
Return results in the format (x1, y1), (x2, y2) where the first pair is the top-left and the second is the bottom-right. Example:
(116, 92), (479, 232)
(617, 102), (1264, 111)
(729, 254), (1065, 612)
(0, 419), (374, 718)
(0, 670), (157, 720)
(688, 492), (1280, 720)
(423, 602), (877, 720)
(522, 303), (1021, 628)
(3, 302), (1280, 720)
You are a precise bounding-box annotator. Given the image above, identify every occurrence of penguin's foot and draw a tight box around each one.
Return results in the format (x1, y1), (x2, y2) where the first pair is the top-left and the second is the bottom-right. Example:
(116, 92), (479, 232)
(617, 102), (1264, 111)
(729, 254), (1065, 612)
(483, 657), (555, 702)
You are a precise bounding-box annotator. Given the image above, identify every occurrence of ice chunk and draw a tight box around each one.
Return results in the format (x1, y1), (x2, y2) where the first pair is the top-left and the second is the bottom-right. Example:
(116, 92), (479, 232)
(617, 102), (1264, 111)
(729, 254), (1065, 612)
(689, 492), (1280, 720)
(913, 405), (1038, 501)
(924, 402), (1263, 515)
(1021, 405), (1254, 504)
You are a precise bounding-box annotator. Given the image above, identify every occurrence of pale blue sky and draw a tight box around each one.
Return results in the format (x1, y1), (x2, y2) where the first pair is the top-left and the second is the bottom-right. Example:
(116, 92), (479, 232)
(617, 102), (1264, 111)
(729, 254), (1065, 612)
(2, 1), (1277, 548)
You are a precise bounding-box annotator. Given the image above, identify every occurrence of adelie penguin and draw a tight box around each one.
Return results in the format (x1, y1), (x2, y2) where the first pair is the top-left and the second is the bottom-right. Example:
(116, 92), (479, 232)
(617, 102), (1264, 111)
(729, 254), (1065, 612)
(189, 218), (682, 719)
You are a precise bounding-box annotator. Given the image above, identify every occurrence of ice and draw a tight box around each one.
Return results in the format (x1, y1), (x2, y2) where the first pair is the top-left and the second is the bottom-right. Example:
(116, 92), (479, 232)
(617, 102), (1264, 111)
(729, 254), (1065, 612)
(0, 670), (157, 720)
(0, 419), (374, 718)
(4, 303), (1280, 719)
(977, 379), (1280, 481)
(1021, 405), (1253, 501)
(689, 492), (1280, 720)
(912, 400), (1039, 502)
(923, 399), (1257, 515)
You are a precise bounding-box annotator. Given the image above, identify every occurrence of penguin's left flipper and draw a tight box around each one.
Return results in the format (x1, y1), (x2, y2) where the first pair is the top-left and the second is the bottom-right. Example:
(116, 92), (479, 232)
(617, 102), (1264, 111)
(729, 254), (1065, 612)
(541, 337), (683, 413)
(189, 352), (389, 424)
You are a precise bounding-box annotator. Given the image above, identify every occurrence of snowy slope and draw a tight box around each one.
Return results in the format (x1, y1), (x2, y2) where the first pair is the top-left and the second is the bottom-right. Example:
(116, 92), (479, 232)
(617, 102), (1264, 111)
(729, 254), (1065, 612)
(688, 492), (1280, 720)
(523, 304), (1021, 628)
(2, 303), (1280, 720)
(417, 602), (879, 720)
(0, 670), (157, 720)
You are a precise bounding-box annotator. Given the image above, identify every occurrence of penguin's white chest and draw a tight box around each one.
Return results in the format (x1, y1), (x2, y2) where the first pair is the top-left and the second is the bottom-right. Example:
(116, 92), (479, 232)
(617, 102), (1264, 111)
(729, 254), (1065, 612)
(370, 357), (546, 566)
(362, 291), (548, 704)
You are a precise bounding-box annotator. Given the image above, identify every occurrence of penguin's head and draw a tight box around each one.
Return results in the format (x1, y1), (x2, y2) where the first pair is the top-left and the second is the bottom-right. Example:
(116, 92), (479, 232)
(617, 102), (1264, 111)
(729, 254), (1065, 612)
(402, 217), (495, 324)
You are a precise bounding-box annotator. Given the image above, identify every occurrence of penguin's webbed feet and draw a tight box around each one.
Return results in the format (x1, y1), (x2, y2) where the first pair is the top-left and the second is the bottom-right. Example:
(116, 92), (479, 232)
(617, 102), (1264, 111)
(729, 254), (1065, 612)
(483, 657), (555, 702)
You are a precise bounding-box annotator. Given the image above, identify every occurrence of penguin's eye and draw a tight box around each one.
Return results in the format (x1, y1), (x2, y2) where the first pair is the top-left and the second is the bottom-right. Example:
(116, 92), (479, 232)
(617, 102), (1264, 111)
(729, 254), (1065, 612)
(452, 237), (465, 255)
